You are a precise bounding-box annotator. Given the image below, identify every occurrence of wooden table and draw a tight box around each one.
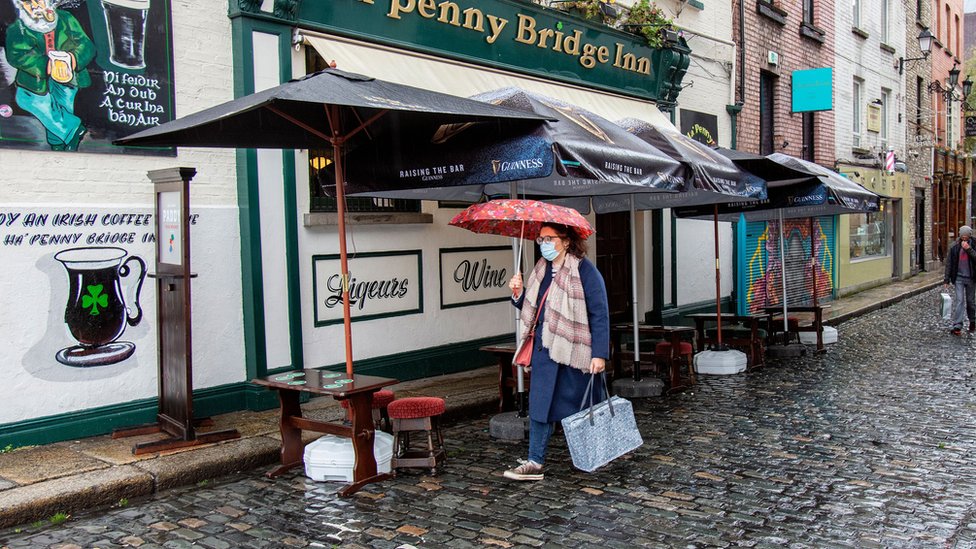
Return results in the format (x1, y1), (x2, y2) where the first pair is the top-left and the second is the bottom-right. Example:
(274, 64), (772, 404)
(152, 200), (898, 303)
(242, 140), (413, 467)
(610, 324), (696, 391)
(479, 342), (523, 412)
(685, 312), (772, 368)
(252, 370), (397, 497)
(763, 305), (829, 353)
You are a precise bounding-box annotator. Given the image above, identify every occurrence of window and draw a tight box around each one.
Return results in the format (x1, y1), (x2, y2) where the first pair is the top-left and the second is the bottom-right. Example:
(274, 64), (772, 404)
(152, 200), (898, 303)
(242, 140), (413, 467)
(849, 207), (890, 259)
(946, 5), (951, 46)
(880, 89), (890, 150)
(852, 80), (862, 147)
(956, 15), (961, 55)
(946, 94), (954, 145)
(803, 0), (815, 25)
(305, 48), (419, 214)
(760, 72), (775, 155)
(881, 0), (889, 43)
(852, 0), (860, 28)
(915, 77), (923, 135)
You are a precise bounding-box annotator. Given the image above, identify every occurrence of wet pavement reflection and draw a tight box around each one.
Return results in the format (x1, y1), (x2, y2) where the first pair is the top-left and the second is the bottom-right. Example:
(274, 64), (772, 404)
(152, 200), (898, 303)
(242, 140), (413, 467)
(2, 289), (976, 548)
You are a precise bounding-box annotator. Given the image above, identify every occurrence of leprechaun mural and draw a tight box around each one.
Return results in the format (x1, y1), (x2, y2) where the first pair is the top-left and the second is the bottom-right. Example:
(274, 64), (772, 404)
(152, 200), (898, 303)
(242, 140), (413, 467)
(5, 0), (94, 151)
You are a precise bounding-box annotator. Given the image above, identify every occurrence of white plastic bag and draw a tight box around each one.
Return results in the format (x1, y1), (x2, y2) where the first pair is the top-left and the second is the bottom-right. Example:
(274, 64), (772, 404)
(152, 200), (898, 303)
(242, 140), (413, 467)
(940, 292), (953, 320)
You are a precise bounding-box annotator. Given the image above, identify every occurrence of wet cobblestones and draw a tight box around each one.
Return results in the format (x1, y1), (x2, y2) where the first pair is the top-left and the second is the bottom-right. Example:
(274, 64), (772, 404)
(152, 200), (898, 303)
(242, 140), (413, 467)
(3, 288), (976, 548)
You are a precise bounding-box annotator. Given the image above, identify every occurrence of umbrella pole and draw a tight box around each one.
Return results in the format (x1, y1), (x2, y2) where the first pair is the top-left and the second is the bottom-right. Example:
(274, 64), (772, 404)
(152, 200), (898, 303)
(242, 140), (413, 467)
(778, 209), (789, 341)
(629, 196), (642, 382)
(332, 133), (355, 379)
(714, 204), (723, 348)
(511, 184), (527, 417)
(810, 217), (818, 308)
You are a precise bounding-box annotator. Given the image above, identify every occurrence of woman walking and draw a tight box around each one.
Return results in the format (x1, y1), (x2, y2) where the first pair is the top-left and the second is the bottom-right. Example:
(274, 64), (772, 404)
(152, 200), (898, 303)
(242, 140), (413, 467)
(504, 222), (610, 481)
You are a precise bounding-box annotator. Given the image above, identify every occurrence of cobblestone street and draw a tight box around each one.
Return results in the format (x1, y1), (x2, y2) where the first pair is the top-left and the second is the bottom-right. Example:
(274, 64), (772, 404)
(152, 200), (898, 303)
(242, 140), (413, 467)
(3, 288), (976, 548)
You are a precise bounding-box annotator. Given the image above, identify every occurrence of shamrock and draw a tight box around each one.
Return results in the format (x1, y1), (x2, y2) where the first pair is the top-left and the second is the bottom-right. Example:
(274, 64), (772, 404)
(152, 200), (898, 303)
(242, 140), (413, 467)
(81, 284), (108, 316)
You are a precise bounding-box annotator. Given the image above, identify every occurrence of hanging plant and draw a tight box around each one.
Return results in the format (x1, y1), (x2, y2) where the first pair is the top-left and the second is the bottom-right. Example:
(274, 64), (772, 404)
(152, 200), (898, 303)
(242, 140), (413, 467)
(552, 0), (619, 24)
(620, 0), (676, 49)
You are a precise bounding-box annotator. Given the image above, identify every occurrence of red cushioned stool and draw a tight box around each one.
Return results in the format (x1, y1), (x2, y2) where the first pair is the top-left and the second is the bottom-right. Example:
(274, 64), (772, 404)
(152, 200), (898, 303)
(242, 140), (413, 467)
(654, 341), (695, 386)
(387, 397), (446, 473)
(340, 389), (395, 433)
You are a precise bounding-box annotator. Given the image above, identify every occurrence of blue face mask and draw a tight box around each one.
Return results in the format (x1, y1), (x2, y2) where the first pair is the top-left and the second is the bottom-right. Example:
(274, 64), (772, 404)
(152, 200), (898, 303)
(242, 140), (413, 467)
(540, 241), (559, 261)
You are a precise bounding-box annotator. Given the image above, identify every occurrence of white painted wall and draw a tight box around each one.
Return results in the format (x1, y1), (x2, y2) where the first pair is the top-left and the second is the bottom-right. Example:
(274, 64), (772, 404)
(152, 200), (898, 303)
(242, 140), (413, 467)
(834, 0), (907, 160)
(0, 2), (244, 423)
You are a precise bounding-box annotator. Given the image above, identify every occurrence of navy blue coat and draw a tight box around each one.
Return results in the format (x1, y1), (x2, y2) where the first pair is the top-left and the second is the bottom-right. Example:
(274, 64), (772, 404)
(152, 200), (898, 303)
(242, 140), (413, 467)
(515, 257), (610, 423)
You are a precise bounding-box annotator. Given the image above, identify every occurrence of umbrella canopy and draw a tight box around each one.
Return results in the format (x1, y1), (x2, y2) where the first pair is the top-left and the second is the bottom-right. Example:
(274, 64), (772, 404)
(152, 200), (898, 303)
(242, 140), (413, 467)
(114, 68), (552, 379)
(115, 69), (549, 150)
(674, 152), (881, 222)
(588, 119), (766, 213)
(449, 199), (594, 241)
(344, 87), (690, 200)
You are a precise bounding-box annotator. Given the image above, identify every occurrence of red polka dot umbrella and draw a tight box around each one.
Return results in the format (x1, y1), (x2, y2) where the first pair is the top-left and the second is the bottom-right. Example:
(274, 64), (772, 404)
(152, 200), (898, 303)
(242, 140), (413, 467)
(448, 198), (594, 242)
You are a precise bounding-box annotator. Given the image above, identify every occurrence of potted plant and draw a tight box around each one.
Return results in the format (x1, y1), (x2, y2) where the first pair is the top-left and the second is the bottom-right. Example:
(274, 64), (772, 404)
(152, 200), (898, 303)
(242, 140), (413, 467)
(550, 0), (619, 24)
(619, 0), (675, 49)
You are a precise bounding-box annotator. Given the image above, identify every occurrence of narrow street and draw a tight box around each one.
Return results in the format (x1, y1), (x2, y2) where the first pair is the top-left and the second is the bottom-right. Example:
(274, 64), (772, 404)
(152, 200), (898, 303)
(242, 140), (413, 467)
(3, 288), (976, 548)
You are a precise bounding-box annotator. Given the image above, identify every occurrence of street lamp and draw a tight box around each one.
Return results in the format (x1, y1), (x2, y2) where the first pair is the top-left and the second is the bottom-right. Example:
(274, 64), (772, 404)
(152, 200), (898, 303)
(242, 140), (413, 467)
(928, 64), (972, 103)
(898, 27), (934, 74)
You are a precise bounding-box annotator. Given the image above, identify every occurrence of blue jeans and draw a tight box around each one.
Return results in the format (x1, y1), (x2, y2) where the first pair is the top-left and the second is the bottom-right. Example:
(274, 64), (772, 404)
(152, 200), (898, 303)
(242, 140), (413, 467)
(528, 419), (555, 465)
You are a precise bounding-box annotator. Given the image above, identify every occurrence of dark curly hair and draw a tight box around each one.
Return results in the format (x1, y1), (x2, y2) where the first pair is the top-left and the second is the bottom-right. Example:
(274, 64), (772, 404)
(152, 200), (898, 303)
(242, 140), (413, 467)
(541, 222), (588, 258)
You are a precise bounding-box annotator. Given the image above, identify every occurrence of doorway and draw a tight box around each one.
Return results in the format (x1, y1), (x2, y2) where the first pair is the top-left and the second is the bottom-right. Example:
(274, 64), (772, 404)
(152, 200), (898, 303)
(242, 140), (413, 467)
(890, 198), (902, 279)
(596, 211), (632, 323)
(914, 189), (925, 272)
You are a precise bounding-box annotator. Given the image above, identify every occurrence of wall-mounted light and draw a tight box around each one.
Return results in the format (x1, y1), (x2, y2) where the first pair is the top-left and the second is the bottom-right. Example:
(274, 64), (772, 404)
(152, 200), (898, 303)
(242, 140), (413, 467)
(310, 156), (333, 170)
(897, 27), (934, 74)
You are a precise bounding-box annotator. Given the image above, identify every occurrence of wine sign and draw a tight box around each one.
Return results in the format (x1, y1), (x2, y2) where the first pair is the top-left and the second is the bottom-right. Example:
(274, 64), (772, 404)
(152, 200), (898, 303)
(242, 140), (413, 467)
(439, 246), (511, 309)
(312, 250), (423, 326)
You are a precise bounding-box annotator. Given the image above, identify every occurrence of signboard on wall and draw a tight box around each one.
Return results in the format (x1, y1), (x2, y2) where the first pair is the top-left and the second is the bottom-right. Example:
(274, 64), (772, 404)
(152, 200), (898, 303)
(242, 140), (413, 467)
(439, 246), (512, 309)
(867, 104), (881, 133)
(312, 251), (423, 326)
(0, 0), (176, 155)
(966, 115), (976, 137)
(679, 110), (719, 146)
(791, 68), (833, 112)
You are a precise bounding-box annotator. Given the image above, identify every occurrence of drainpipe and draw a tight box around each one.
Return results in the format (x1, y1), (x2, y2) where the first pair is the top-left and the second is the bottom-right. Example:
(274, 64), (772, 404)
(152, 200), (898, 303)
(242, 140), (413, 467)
(726, 0), (746, 151)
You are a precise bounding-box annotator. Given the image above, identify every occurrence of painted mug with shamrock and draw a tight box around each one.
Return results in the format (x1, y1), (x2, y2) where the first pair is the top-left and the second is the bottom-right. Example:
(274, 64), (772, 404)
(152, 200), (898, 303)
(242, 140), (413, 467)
(54, 246), (146, 367)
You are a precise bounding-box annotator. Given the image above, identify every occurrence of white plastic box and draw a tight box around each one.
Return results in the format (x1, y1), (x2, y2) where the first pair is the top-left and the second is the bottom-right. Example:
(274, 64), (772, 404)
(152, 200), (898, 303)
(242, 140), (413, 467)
(799, 326), (838, 345)
(303, 431), (394, 482)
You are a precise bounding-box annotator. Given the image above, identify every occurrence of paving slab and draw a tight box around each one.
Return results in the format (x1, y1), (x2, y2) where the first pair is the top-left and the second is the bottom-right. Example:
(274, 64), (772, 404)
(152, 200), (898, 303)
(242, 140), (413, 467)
(132, 436), (281, 491)
(0, 445), (110, 485)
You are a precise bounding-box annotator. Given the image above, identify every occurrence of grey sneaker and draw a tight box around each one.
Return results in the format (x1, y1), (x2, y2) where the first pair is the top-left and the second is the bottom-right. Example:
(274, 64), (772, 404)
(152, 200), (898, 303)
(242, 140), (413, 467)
(503, 459), (544, 481)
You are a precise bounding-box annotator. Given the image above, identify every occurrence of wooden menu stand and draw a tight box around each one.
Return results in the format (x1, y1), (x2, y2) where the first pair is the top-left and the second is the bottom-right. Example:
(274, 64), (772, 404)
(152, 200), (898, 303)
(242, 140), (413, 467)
(113, 168), (239, 454)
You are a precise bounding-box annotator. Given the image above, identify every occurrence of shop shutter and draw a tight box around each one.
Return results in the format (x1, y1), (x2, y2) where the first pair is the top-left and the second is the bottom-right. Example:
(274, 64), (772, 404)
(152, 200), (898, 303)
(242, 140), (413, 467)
(737, 216), (835, 315)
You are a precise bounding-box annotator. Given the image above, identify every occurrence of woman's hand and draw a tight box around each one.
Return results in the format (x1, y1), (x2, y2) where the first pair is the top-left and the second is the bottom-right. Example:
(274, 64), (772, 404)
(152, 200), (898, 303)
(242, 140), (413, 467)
(589, 357), (606, 374)
(509, 273), (523, 298)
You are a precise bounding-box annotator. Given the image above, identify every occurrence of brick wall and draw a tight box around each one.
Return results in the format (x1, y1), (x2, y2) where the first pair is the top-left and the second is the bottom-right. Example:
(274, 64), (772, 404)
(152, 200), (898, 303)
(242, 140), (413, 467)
(732, 0), (835, 166)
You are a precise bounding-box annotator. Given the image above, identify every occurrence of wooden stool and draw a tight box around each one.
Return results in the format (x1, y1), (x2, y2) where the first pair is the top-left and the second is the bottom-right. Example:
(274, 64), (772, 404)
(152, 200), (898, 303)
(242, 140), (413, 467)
(654, 341), (695, 386)
(340, 389), (395, 433)
(388, 397), (446, 473)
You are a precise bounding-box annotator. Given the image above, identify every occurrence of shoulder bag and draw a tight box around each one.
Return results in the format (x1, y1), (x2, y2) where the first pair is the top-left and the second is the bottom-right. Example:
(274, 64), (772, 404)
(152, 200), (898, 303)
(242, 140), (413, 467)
(561, 373), (644, 472)
(512, 286), (550, 369)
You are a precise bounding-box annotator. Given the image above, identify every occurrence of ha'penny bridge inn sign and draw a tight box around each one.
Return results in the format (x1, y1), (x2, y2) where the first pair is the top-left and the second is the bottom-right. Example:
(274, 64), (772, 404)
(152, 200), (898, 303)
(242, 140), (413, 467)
(265, 0), (691, 107)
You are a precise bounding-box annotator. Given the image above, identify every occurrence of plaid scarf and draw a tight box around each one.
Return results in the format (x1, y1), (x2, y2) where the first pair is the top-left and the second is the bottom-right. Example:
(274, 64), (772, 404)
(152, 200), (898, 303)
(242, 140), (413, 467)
(519, 255), (592, 372)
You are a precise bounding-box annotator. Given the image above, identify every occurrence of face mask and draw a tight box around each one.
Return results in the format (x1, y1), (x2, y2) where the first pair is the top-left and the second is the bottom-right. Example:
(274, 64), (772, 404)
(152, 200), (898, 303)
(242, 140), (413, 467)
(540, 241), (559, 261)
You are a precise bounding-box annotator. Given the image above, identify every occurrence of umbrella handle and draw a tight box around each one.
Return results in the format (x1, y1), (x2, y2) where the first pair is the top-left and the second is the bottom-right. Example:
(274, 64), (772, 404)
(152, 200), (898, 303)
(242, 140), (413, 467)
(515, 220), (525, 274)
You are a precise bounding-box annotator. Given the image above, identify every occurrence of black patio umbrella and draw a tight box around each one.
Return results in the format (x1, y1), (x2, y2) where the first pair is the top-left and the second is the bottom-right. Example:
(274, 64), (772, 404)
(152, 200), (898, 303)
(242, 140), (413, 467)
(675, 152), (882, 348)
(115, 68), (552, 378)
(586, 118), (767, 383)
(344, 87), (690, 201)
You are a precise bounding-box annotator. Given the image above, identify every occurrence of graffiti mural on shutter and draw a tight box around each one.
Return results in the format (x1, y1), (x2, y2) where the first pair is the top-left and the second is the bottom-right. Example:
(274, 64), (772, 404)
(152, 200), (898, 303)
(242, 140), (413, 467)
(738, 216), (835, 314)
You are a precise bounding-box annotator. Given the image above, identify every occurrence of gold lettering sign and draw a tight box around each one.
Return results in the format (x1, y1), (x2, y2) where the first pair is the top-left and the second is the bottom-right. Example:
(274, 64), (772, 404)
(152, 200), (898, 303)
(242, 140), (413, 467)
(382, 0), (651, 76)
